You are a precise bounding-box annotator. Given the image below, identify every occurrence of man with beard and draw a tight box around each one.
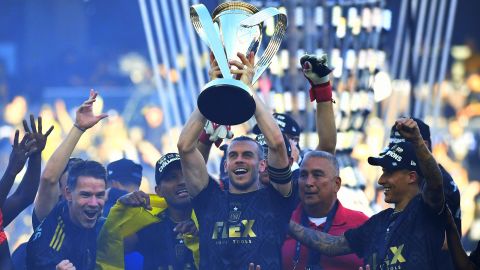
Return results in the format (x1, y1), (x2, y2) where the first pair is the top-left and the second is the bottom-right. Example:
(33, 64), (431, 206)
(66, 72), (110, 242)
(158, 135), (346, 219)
(177, 52), (294, 270)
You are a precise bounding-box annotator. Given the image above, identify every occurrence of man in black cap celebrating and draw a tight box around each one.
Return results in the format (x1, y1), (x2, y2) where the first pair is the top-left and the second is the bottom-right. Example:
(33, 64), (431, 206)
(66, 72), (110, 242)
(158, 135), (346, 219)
(103, 158), (143, 218)
(386, 117), (461, 270)
(387, 117), (461, 232)
(96, 153), (197, 270)
(288, 118), (446, 270)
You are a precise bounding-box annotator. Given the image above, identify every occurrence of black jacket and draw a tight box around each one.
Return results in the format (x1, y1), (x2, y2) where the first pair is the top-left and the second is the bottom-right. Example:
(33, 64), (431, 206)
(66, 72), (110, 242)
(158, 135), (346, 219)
(26, 201), (98, 270)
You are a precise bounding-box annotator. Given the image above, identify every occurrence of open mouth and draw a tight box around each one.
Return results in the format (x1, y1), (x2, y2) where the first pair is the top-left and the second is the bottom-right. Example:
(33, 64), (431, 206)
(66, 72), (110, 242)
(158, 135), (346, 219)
(233, 168), (248, 176)
(84, 210), (98, 219)
(383, 187), (391, 193)
(176, 188), (189, 197)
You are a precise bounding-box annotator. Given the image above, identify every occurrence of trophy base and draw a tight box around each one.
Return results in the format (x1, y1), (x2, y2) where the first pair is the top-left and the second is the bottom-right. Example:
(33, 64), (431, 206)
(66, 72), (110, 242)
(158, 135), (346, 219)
(198, 78), (256, 125)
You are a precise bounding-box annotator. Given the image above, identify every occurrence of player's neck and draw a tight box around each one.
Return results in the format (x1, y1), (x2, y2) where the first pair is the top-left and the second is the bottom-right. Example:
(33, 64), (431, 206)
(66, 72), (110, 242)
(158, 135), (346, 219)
(304, 198), (337, 218)
(228, 179), (259, 194)
(394, 191), (418, 212)
(168, 207), (192, 223)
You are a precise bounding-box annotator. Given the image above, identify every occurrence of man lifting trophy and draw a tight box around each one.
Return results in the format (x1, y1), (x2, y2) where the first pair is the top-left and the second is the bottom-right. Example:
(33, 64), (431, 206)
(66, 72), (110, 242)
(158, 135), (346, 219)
(190, 1), (287, 125)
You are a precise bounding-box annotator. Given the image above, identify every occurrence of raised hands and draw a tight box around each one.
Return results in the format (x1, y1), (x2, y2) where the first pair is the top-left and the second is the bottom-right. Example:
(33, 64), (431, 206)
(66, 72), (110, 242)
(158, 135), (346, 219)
(300, 54), (333, 85)
(229, 52), (255, 87)
(201, 120), (234, 147)
(7, 130), (37, 175)
(118, 191), (152, 210)
(75, 89), (108, 131)
(300, 54), (335, 104)
(395, 118), (423, 145)
(208, 52), (222, 81)
(22, 114), (54, 155)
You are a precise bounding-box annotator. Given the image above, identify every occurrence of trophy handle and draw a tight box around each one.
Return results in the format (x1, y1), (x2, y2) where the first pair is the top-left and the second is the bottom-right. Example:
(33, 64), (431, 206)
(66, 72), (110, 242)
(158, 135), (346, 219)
(190, 4), (233, 79)
(240, 8), (287, 83)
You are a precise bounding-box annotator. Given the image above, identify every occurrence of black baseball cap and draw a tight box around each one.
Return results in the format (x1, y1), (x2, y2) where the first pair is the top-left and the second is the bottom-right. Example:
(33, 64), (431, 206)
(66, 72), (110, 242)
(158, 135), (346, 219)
(252, 113), (301, 137)
(155, 153), (181, 184)
(107, 158), (143, 186)
(368, 142), (422, 176)
(255, 133), (292, 159)
(388, 117), (431, 147)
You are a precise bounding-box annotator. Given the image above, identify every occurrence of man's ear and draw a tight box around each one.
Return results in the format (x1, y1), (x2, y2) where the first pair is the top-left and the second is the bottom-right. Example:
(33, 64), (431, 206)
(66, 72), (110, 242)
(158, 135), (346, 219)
(155, 185), (162, 197)
(65, 186), (73, 202)
(408, 171), (418, 185)
(259, 159), (267, 172)
(334, 176), (342, 193)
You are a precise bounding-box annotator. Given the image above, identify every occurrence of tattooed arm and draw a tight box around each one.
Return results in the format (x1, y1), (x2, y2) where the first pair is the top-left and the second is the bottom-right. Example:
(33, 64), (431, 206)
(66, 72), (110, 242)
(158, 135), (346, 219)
(395, 118), (444, 213)
(288, 220), (352, 256)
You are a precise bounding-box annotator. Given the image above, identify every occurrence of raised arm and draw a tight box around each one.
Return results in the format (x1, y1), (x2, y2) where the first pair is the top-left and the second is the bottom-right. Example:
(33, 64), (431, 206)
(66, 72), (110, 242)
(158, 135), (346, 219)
(230, 52), (291, 196)
(300, 54), (336, 154)
(395, 118), (444, 212)
(0, 130), (34, 209)
(444, 207), (477, 270)
(34, 90), (107, 221)
(3, 115), (53, 226)
(289, 220), (352, 256)
(177, 108), (209, 197)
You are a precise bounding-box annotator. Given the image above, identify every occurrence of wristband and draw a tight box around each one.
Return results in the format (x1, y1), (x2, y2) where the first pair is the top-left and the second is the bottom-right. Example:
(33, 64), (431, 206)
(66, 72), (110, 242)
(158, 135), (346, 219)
(73, 123), (86, 132)
(268, 165), (292, 185)
(309, 82), (333, 103)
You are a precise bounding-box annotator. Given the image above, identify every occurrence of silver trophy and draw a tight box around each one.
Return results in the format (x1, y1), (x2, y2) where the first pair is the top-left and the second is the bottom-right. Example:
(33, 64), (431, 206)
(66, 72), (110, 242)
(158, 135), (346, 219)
(190, 2), (287, 125)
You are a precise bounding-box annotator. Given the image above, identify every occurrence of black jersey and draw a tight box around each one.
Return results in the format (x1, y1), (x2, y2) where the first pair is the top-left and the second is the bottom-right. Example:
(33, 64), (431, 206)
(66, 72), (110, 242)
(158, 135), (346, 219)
(345, 195), (445, 270)
(26, 201), (98, 270)
(193, 179), (296, 270)
(136, 211), (197, 270)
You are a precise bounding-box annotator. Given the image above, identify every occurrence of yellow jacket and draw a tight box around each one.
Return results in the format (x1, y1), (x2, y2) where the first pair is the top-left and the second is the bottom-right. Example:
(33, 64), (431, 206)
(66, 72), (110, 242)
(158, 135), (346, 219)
(95, 195), (199, 270)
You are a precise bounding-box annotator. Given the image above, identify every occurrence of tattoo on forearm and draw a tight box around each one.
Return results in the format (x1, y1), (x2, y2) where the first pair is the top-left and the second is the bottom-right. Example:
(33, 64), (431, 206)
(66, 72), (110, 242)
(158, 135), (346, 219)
(415, 143), (444, 209)
(289, 221), (351, 256)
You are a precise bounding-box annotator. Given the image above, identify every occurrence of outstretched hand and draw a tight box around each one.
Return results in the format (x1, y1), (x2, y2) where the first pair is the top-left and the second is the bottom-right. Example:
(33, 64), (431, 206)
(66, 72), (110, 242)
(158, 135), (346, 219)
(8, 130), (37, 175)
(118, 191), (152, 210)
(75, 89), (108, 131)
(22, 114), (54, 154)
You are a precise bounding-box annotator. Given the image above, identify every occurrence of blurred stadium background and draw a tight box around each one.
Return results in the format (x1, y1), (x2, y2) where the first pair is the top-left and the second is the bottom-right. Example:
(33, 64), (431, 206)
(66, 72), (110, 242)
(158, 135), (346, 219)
(1, 0), (480, 253)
